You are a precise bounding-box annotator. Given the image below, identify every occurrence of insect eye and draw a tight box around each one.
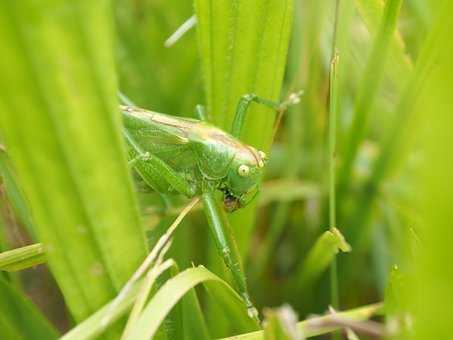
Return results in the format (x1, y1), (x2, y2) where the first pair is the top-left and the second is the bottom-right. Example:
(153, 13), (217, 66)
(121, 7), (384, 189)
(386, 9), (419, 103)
(237, 164), (250, 177)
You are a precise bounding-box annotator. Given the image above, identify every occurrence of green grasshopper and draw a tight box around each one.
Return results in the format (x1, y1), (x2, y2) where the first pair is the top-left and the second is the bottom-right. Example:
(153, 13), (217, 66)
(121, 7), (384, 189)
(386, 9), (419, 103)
(120, 92), (300, 317)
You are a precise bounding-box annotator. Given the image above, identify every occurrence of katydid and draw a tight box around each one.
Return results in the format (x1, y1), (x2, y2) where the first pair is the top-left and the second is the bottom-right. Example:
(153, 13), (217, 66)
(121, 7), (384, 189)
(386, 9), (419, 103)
(120, 92), (300, 318)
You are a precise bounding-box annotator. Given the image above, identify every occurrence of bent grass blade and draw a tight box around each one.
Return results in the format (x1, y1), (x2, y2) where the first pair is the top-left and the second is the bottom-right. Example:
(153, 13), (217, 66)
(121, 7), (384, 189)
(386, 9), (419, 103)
(101, 197), (199, 326)
(124, 266), (260, 340)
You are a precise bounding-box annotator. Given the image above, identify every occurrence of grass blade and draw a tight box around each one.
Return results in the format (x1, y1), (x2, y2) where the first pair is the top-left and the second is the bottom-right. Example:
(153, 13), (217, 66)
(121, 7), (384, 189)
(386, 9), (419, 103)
(0, 243), (46, 272)
(0, 278), (58, 340)
(410, 2), (453, 338)
(355, 0), (412, 75)
(61, 281), (142, 340)
(122, 259), (175, 339)
(181, 279), (211, 340)
(0, 0), (147, 325)
(295, 228), (350, 292)
(220, 303), (383, 339)
(347, 4), (446, 249)
(194, 0), (294, 254)
(328, 50), (340, 311)
(337, 0), (404, 202)
(125, 266), (260, 340)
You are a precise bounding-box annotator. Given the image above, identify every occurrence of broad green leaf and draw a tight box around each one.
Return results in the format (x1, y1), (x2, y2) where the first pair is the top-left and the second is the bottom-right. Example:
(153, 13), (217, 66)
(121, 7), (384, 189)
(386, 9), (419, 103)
(0, 278), (58, 340)
(194, 0), (294, 254)
(0, 0), (147, 328)
(126, 266), (260, 340)
(182, 283), (210, 340)
(0, 243), (46, 272)
(410, 2), (453, 338)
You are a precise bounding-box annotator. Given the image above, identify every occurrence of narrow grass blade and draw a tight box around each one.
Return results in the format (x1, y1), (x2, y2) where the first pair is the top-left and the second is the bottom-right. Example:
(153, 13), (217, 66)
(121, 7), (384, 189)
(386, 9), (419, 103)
(355, 0), (412, 75)
(220, 303), (383, 339)
(61, 281), (142, 340)
(125, 266), (260, 340)
(0, 278), (58, 340)
(104, 197), (199, 327)
(122, 259), (175, 339)
(347, 5), (447, 249)
(0, 243), (45, 272)
(296, 228), (351, 291)
(164, 15), (197, 48)
(194, 0), (294, 254)
(0, 1), (147, 325)
(337, 0), (404, 201)
(328, 51), (340, 312)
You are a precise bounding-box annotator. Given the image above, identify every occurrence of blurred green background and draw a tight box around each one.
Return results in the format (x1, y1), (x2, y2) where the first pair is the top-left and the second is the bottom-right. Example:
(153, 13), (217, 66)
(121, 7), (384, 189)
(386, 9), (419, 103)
(0, 0), (451, 339)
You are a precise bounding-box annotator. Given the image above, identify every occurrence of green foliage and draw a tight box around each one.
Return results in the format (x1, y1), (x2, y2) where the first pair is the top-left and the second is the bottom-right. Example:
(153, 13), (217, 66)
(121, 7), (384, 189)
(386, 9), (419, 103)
(126, 266), (259, 340)
(410, 1), (453, 338)
(0, 0), (147, 328)
(0, 278), (58, 340)
(0, 0), (450, 339)
(0, 243), (45, 272)
(295, 229), (350, 293)
(194, 0), (294, 254)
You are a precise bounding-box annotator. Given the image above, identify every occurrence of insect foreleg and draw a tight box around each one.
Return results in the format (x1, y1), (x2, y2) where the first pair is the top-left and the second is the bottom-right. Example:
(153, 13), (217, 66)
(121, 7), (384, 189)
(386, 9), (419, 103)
(230, 94), (280, 138)
(201, 193), (258, 321)
(194, 103), (258, 319)
(231, 92), (303, 138)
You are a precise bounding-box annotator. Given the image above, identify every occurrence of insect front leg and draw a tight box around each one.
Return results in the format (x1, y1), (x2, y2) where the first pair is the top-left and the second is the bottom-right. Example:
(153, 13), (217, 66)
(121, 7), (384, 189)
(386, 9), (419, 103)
(194, 103), (258, 320)
(230, 94), (280, 138)
(230, 92), (302, 138)
(201, 190), (258, 321)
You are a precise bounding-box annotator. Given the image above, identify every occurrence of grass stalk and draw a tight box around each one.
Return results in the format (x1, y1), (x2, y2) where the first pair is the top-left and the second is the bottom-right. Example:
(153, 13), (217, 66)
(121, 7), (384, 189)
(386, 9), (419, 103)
(329, 53), (340, 313)
(337, 0), (403, 202)
(329, 0), (341, 319)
